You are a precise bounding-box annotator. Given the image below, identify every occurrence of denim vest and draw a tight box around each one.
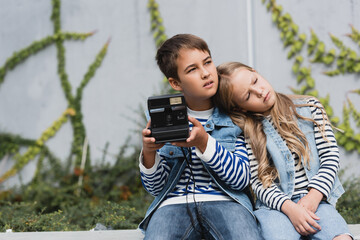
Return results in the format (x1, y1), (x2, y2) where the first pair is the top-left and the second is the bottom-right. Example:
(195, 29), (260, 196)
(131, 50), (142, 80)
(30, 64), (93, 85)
(255, 100), (344, 209)
(139, 107), (254, 232)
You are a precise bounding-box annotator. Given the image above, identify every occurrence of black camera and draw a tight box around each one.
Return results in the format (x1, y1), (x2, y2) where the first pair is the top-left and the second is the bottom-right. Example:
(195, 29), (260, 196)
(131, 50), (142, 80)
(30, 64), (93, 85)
(147, 93), (189, 143)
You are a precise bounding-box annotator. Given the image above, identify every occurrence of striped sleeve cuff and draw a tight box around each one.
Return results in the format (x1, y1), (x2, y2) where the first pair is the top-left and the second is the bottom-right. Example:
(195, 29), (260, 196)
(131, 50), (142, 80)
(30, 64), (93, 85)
(307, 182), (329, 199)
(195, 134), (216, 162)
(139, 150), (161, 175)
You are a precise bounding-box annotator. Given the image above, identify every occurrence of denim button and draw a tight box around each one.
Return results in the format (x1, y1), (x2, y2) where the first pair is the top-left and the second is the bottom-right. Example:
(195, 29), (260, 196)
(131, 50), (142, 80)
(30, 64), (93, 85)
(169, 151), (174, 155)
(206, 124), (211, 128)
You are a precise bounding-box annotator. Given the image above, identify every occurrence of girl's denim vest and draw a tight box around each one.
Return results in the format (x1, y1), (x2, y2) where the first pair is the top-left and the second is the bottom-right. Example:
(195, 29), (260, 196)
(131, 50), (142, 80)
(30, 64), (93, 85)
(255, 100), (344, 210)
(139, 107), (254, 232)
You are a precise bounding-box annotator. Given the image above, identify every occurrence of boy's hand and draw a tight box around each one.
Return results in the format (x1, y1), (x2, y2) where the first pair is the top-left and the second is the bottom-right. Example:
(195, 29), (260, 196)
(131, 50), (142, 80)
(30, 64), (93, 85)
(171, 116), (208, 153)
(142, 120), (164, 168)
(281, 200), (321, 236)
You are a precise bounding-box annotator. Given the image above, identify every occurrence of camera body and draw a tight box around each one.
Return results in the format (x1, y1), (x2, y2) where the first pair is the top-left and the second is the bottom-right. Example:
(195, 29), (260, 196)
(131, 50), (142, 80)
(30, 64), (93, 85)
(147, 93), (189, 143)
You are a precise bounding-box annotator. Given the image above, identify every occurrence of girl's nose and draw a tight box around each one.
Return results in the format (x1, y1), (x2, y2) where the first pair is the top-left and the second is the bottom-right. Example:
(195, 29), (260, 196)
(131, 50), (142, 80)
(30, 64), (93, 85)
(252, 87), (263, 97)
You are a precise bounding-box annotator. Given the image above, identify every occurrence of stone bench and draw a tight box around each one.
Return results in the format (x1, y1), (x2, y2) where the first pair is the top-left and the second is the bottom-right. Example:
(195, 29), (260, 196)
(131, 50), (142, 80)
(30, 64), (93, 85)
(1, 225), (359, 239)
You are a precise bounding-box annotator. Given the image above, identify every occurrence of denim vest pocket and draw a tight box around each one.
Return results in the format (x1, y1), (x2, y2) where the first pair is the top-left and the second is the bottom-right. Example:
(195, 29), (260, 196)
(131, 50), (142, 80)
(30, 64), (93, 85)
(216, 138), (236, 152)
(159, 143), (188, 159)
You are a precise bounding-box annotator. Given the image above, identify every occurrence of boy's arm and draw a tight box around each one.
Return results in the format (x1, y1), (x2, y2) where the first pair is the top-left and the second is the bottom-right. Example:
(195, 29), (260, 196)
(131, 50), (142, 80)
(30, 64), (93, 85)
(139, 151), (171, 196)
(195, 134), (250, 190)
(139, 121), (170, 196)
(172, 116), (250, 190)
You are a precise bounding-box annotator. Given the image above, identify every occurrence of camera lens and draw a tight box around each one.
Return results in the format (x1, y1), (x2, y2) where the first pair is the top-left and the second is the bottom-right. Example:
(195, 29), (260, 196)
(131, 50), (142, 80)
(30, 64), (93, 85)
(166, 114), (172, 126)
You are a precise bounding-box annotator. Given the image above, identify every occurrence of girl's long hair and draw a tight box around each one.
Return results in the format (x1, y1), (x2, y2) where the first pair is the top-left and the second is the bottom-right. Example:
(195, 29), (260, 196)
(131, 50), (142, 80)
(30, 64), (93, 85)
(214, 62), (328, 188)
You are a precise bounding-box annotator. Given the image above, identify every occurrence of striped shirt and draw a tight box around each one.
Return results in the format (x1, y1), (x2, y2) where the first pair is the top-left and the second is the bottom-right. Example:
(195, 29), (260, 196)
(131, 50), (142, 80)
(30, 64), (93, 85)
(140, 108), (250, 206)
(249, 97), (340, 211)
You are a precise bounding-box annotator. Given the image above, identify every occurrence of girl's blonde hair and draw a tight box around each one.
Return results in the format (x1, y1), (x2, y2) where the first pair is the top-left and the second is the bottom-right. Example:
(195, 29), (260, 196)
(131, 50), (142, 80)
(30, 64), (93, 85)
(214, 62), (328, 188)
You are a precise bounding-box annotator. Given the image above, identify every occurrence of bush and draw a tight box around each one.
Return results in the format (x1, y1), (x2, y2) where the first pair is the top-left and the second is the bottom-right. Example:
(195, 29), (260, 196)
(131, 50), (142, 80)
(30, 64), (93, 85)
(0, 141), (153, 232)
(0, 199), (147, 232)
(337, 174), (360, 224)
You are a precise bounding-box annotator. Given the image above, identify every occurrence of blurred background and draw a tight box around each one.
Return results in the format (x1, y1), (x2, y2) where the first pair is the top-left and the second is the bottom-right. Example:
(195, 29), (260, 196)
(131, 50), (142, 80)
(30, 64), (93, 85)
(0, 0), (359, 231)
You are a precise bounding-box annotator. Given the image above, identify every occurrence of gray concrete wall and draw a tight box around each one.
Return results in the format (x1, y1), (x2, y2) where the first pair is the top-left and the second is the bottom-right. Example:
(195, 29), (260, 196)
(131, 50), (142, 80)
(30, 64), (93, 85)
(0, 0), (359, 187)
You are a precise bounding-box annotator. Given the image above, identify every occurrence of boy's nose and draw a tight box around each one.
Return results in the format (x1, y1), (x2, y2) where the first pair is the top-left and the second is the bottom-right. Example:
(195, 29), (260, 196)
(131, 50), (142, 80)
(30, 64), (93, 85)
(201, 68), (210, 79)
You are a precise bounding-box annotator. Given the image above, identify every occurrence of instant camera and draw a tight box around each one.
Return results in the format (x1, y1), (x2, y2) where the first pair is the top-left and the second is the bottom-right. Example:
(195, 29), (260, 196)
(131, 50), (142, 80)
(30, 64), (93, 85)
(147, 93), (189, 143)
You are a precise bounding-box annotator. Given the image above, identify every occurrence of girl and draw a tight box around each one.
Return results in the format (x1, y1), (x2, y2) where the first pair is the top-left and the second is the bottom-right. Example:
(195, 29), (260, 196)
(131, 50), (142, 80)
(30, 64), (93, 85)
(214, 62), (353, 240)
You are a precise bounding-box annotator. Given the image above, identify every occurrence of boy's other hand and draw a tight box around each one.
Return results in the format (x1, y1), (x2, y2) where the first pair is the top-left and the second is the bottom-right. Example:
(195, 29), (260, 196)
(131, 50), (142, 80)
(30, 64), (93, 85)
(171, 116), (208, 153)
(142, 120), (164, 168)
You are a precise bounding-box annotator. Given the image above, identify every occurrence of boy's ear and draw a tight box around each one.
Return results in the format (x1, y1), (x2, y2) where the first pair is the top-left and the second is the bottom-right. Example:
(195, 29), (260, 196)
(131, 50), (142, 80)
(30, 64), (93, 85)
(168, 77), (182, 91)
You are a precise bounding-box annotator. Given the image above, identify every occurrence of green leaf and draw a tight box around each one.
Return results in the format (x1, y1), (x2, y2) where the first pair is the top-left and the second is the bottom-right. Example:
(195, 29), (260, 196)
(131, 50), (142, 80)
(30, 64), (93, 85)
(344, 141), (356, 151)
(306, 76), (315, 88)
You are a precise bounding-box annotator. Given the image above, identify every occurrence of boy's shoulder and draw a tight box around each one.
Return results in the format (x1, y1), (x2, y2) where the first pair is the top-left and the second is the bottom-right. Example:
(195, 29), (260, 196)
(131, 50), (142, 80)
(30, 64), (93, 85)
(210, 107), (237, 127)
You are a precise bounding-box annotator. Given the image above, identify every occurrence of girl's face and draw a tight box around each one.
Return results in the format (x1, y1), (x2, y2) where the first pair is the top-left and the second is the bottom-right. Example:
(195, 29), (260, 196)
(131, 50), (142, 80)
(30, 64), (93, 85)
(230, 68), (276, 115)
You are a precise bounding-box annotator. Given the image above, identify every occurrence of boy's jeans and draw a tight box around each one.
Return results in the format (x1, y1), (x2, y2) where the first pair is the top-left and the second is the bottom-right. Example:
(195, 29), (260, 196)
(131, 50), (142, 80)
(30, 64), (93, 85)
(144, 200), (263, 240)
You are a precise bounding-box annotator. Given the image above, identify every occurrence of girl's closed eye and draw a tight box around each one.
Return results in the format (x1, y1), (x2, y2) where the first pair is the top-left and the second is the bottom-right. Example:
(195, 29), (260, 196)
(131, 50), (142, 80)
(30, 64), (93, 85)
(246, 92), (250, 101)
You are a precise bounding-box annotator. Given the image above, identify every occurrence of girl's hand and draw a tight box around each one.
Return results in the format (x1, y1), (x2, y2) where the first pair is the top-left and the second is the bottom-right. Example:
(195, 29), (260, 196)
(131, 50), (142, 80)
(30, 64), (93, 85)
(171, 116), (208, 153)
(281, 200), (321, 236)
(142, 120), (165, 168)
(297, 188), (324, 214)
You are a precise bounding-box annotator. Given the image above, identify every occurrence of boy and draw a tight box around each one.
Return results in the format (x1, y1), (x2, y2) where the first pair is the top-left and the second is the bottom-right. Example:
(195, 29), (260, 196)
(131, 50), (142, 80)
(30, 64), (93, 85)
(139, 34), (262, 240)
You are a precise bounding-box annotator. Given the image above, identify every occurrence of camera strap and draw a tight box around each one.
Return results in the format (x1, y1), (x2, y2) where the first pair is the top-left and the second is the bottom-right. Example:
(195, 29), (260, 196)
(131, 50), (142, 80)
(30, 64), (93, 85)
(181, 147), (207, 239)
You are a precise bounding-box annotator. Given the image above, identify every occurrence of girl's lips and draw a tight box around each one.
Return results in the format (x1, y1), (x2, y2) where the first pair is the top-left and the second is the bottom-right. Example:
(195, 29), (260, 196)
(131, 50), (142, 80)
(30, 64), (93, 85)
(203, 81), (214, 88)
(264, 92), (270, 102)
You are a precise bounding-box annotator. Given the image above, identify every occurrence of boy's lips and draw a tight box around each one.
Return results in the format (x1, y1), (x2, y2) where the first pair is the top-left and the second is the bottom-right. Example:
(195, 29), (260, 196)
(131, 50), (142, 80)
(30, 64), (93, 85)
(203, 81), (214, 88)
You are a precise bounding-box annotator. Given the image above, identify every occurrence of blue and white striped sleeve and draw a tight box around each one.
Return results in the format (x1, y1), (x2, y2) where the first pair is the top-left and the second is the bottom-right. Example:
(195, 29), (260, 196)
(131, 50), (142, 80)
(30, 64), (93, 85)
(139, 151), (171, 196)
(306, 98), (340, 198)
(195, 134), (250, 191)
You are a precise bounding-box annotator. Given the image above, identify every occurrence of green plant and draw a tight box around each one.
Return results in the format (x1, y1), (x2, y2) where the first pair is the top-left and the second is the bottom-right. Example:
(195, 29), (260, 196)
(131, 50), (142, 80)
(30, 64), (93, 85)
(0, 0), (110, 184)
(262, 0), (360, 154)
(337, 174), (360, 223)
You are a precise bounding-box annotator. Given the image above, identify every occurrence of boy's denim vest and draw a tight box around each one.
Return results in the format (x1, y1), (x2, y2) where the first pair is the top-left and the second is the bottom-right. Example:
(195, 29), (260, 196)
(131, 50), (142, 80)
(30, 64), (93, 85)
(139, 107), (254, 232)
(255, 100), (344, 209)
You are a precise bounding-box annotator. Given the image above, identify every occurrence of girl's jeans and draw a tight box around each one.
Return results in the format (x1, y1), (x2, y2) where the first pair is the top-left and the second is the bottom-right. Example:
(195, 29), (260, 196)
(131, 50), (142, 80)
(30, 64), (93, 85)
(255, 194), (353, 240)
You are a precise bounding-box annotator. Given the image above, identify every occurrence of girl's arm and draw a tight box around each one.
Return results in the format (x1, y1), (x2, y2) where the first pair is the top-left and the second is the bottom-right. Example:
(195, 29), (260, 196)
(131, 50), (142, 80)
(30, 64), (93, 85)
(281, 199), (321, 236)
(249, 155), (290, 211)
(299, 98), (340, 211)
(250, 151), (321, 235)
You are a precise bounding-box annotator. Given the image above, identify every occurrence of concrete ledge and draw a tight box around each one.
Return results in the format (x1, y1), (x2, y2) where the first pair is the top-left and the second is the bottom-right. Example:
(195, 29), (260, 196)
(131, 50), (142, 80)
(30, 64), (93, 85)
(349, 224), (360, 240)
(0, 229), (144, 240)
(0, 225), (359, 240)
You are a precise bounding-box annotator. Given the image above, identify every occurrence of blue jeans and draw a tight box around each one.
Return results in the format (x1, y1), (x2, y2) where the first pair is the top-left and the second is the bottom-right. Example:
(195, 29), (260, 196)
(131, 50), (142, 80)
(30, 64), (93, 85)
(144, 201), (263, 240)
(255, 195), (353, 240)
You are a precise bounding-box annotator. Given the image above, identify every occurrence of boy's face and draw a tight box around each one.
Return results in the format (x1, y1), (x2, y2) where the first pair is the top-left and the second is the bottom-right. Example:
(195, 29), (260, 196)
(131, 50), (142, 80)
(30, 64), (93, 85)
(169, 48), (218, 111)
(231, 68), (276, 115)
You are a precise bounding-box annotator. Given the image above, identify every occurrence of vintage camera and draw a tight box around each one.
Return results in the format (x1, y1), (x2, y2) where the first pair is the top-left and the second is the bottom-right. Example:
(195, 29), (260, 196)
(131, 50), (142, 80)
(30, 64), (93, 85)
(147, 93), (189, 143)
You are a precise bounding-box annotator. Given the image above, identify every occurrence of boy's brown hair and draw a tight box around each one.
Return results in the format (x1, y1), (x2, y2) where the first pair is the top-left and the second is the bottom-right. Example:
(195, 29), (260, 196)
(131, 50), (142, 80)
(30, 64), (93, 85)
(156, 34), (211, 81)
